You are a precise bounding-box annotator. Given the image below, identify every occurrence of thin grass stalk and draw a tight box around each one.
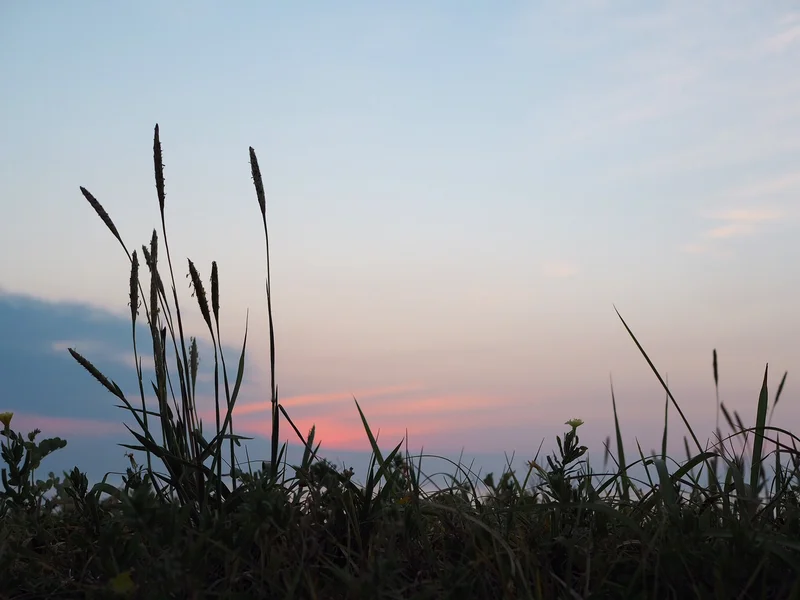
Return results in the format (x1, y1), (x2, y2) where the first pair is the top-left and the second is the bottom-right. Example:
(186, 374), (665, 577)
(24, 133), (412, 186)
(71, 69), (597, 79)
(609, 376), (630, 502)
(186, 259), (224, 502)
(768, 370), (788, 426)
(202, 318), (250, 467)
(249, 147), (280, 480)
(142, 243), (192, 455)
(635, 440), (656, 493)
(146, 240), (195, 504)
(127, 251), (156, 482)
(614, 307), (707, 472)
(78, 188), (192, 504)
(207, 261), (244, 492)
(146, 236), (170, 450)
(152, 126), (201, 480)
(142, 235), (182, 477)
(208, 262), (238, 490)
(750, 365), (770, 496)
(78, 187), (165, 486)
(713, 349), (720, 431)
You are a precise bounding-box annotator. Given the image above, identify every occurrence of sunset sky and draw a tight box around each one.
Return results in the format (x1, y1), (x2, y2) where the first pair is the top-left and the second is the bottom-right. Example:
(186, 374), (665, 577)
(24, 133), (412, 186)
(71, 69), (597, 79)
(2, 2), (799, 486)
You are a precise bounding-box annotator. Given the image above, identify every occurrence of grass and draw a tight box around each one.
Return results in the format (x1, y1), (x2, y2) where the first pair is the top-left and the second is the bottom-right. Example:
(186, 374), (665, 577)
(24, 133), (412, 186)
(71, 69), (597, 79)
(1, 125), (800, 598)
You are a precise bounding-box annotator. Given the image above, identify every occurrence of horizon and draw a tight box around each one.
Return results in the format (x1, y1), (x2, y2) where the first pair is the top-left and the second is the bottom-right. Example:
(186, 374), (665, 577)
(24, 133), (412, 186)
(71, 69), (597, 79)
(2, 2), (799, 485)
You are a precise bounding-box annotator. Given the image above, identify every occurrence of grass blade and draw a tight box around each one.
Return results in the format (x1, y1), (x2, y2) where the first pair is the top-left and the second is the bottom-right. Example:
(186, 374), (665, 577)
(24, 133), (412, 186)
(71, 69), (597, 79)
(750, 364), (769, 494)
(609, 376), (630, 501)
(614, 306), (702, 454)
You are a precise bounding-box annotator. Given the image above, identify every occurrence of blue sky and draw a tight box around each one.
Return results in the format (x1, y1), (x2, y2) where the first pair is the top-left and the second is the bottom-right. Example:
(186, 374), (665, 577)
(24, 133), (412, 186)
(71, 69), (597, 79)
(1, 2), (799, 486)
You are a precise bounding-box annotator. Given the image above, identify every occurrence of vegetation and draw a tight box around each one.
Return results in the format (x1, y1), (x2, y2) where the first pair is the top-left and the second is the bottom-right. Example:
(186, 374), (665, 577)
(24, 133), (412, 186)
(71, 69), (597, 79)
(1, 126), (799, 599)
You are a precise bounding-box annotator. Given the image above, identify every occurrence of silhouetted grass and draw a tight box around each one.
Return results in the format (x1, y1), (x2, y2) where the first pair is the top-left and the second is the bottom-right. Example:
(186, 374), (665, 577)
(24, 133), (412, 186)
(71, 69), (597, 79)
(1, 126), (799, 599)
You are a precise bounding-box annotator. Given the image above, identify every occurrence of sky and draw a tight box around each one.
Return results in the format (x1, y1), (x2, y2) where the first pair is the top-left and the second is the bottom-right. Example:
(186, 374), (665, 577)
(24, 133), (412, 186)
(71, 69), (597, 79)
(1, 1), (799, 489)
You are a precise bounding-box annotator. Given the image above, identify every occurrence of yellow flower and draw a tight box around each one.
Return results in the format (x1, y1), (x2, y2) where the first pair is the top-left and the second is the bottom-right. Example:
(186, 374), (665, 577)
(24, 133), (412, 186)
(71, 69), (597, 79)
(0, 412), (13, 430)
(565, 418), (584, 430)
(109, 569), (136, 595)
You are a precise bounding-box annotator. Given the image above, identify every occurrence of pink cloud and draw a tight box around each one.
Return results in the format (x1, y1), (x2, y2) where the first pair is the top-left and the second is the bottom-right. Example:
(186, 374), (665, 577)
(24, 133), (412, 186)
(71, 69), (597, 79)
(705, 208), (782, 239)
(227, 383), (424, 417)
(683, 206), (784, 253)
(231, 391), (528, 453)
(234, 414), (372, 450)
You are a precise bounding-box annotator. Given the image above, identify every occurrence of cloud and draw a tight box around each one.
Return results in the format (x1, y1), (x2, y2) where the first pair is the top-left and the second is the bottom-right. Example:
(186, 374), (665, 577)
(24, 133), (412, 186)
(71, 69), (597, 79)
(682, 206), (783, 254)
(605, 119), (800, 183)
(705, 208), (782, 239)
(0, 292), (246, 430)
(681, 171), (797, 255)
(1, 411), (122, 438)
(218, 382), (523, 452)
(228, 383), (424, 417)
(508, 5), (800, 169)
(234, 393), (525, 452)
(729, 172), (800, 199)
(49, 339), (156, 371)
(542, 261), (579, 279)
(764, 13), (800, 54)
